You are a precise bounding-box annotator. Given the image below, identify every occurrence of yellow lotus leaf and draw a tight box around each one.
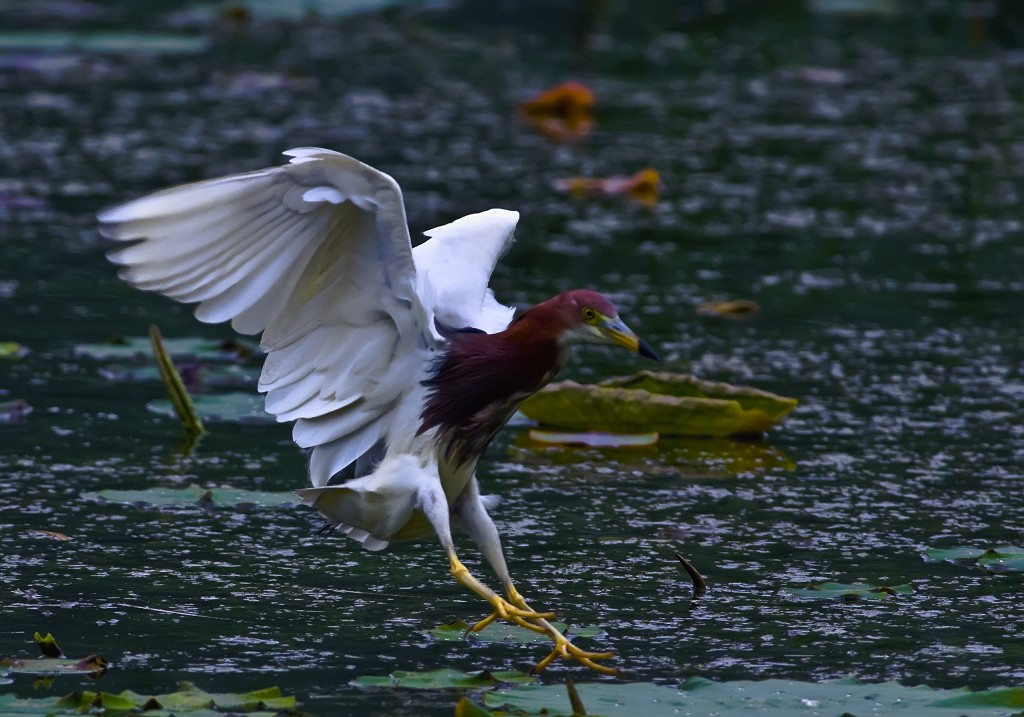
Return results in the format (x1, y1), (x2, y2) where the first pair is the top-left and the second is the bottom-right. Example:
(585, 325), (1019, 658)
(519, 371), (797, 437)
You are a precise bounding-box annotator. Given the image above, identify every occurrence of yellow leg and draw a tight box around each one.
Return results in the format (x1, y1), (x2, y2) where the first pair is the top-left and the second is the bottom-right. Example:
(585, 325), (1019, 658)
(449, 554), (554, 633)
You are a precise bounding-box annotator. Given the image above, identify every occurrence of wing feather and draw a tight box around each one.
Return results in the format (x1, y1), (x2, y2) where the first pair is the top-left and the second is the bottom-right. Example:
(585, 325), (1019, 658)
(99, 148), (518, 487)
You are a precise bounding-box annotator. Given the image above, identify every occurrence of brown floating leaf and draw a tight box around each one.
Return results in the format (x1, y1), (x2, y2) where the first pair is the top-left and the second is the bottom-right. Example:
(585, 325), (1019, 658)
(520, 371), (797, 437)
(675, 553), (708, 598)
(553, 168), (661, 208)
(696, 299), (760, 320)
(519, 81), (595, 143)
(27, 531), (71, 541)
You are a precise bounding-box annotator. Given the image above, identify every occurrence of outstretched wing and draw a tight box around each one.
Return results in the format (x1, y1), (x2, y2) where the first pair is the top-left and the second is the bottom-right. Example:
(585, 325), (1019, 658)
(99, 148), (514, 487)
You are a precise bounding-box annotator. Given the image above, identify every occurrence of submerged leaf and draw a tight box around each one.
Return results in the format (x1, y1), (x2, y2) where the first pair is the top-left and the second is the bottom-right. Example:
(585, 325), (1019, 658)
(146, 392), (274, 424)
(0, 399), (32, 422)
(353, 668), (535, 690)
(784, 581), (913, 602)
(0, 31), (208, 55)
(83, 484), (296, 510)
(520, 371), (797, 437)
(427, 620), (602, 644)
(98, 362), (260, 389)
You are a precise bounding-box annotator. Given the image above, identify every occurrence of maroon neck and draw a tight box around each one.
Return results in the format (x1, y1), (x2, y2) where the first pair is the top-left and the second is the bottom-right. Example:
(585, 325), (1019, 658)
(419, 313), (567, 466)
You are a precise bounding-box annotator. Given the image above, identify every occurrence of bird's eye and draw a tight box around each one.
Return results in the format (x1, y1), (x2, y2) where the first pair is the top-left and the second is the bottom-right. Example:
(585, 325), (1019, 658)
(582, 307), (596, 321)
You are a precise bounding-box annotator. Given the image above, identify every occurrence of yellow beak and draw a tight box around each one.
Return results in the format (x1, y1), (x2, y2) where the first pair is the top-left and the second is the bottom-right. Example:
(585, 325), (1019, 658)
(599, 317), (659, 360)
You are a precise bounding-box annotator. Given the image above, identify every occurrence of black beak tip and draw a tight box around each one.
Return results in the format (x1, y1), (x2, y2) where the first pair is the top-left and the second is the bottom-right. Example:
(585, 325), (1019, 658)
(638, 338), (660, 361)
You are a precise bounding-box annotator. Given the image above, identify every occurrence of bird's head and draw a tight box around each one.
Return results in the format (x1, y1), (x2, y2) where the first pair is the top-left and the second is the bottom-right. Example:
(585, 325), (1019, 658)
(541, 289), (659, 360)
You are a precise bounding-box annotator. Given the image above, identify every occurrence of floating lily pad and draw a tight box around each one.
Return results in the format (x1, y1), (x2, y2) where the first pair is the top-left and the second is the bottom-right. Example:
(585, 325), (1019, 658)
(83, 484), (297, 510)
(784, 581), (913, 602)
(0, 655), (107, 678)
(482, 678), (1024, 716)
(353, 668), (535, 690)
(527, 430), (658, 448)
(427, 620), (602, 644)
(924, 545), (1024, 574)
(0, 31), (208, 55)
(0, 682), (299, 715)
(146, 392), (274, 424)
(0, 341), (29, 358)
(74, 336), (257, 363)
(99, 363), (260, 389)
(520, 371), (797, 437)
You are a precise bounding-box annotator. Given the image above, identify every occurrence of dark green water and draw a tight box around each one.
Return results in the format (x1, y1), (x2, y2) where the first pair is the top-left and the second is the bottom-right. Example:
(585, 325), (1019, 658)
(1, 5), (1023, 715)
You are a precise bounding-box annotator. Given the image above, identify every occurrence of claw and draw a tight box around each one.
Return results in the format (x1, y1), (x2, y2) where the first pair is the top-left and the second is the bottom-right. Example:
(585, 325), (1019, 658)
(532, 632), (618, 675)
(509, 588), (618, 675)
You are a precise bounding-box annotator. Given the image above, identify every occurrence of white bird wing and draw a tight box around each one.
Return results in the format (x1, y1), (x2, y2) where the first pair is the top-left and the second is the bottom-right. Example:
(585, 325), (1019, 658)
(99, 148), (516, 487)
(413, 208), (518, 334)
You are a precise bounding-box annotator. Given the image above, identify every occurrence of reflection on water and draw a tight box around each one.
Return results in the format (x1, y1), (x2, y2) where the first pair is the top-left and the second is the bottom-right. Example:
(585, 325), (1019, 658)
(1, 4), (1023, 715)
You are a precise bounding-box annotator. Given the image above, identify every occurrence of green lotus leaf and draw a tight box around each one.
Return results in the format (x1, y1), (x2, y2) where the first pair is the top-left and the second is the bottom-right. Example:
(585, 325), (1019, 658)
(483, 678), (1024, 716)
(146, 392), (274, 424)
(0, 683), (301, 715)
(784, 581), (913, 601)
(33, 632), (63, 658)
(0, 341), (29, 359)
(924, 545), (1024, 573)
(0, 693), (63, 714)
(74, 335), (257, 363)
(83, 484), (297, 509)
(519, 371), (797, 437)
(427, 620), (602, 644)
(352, 668), (536, 690)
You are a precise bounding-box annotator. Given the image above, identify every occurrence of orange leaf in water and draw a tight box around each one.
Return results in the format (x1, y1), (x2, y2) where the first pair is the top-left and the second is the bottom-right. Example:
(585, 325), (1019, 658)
(553, 168), (661, 208)
(519, 81), (595, 143)
(696, 299), (760, 320)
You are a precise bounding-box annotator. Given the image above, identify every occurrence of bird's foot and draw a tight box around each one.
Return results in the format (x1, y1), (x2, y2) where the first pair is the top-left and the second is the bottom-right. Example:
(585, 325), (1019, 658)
(449, 557), (554, 635)
(507, 587), (618, 675)
(532, 627), (618, 675)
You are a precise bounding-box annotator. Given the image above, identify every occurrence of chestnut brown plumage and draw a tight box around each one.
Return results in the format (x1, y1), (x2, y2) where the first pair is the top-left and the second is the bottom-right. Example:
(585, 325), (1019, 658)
(422, 290), (657, 468)
(97, 149), (657, 675)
